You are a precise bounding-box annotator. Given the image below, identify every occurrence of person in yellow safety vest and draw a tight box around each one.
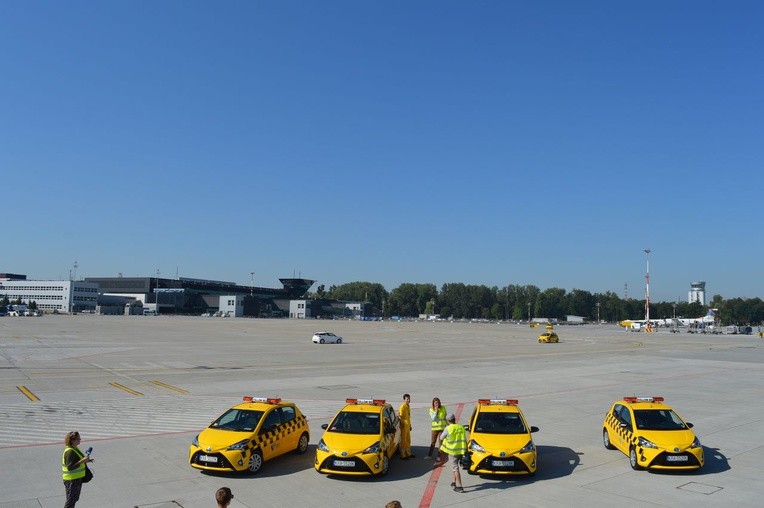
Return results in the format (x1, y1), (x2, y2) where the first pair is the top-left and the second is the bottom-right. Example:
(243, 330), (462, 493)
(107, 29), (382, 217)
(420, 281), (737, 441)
(398, 393), (414, 459)
(427, 397), (447, 460)
(439, 414), (466, 493)
(62, 431), (93, 508)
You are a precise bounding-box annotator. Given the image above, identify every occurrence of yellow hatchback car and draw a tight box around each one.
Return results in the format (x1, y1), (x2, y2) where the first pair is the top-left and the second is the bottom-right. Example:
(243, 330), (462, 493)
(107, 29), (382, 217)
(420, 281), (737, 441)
(603, 396), (703, 471)
(538, 331), (559, 343)
(189, 396), (310, 474)
(315, 398), (401, 476)
(462, 399), (539, 476)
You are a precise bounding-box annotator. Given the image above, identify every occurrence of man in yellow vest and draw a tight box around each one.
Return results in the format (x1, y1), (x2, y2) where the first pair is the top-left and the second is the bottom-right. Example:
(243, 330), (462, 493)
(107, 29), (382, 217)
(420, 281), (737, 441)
(398, 393), (414, 459)
(439, 414), (466, 493)
(62, 431), (92, 508)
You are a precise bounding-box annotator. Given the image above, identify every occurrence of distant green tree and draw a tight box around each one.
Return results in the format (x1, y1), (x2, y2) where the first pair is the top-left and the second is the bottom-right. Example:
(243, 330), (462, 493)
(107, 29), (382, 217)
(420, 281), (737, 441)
(327, 282), (388, 309)
(28, 301), (38, 310)
(387, 283), (437, 317)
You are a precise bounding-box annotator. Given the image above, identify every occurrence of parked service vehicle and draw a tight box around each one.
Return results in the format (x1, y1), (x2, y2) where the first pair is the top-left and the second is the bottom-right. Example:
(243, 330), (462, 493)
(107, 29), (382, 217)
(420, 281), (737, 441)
(315, 398), (400, 476)
(538, 331), (559, 343)
(462, 399), (539, 476)
(602, 396), (703, 471)
(189, 396), (310, 474)
(313, 331), (342, 344)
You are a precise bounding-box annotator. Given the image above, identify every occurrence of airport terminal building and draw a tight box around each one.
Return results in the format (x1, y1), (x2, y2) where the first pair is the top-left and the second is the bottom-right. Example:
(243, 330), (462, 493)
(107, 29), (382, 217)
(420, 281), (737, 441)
(0, 274), (98, 313)
(85, 276), (315, 316)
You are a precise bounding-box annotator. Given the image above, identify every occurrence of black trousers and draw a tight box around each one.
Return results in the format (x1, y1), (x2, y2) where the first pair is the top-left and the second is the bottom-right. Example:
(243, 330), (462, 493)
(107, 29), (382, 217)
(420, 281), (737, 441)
(64, 478), (83, 508)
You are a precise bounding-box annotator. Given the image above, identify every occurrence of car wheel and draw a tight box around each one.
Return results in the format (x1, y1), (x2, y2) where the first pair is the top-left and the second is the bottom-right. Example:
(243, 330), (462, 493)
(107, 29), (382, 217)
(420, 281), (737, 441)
(247, 449), (263, 473)
(319, 338), (325, 344)
(336, 338), (342, 344)
(295, 432), (309, 454)
(603, 429), (615, 450)
(629, 447), (642, 470)
(379, 455), (390, 476)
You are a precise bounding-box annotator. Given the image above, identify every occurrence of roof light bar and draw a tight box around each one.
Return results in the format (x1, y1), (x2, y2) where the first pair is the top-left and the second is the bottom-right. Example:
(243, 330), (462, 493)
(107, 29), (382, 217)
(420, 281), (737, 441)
(346, 398), (386, 405)
(623, 396), (663, 403)
(243, 396), (281, 404)
(478, 399), (518, 405)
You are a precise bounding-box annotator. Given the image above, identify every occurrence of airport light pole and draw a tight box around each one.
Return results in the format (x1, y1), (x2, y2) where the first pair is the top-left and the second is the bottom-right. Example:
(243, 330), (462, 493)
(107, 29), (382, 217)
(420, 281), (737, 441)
(250, 272), (255, 297)
(644, 249), (652, 332)
(596, 302), (600, 324)
(527, 301), (531, 323)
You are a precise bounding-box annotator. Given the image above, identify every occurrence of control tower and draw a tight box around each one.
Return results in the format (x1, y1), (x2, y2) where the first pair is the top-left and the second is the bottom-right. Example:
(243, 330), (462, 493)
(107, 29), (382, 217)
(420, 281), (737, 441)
(689, 281), (705, 305)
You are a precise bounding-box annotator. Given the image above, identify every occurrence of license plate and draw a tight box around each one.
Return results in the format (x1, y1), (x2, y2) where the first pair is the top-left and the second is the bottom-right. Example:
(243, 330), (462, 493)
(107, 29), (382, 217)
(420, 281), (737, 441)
(492, 460), (514, 467)
(199, 455), (218, 463)
(333, 460), (355, 467)
(666, 455), (688, 462)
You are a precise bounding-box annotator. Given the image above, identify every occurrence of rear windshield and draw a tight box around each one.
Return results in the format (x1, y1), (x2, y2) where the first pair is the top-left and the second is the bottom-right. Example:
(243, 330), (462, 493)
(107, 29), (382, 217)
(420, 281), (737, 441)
(327, 411), (380, 435)
(210, 409), (264, 432)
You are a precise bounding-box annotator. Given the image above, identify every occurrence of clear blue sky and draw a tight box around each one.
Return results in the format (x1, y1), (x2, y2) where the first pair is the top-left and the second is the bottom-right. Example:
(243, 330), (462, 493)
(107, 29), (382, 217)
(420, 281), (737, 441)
(2, 1), (762, 302)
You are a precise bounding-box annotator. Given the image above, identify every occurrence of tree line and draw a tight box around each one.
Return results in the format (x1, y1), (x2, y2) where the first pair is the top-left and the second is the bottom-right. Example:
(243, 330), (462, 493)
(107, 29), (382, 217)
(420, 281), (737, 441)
(308, 282), (764, 326)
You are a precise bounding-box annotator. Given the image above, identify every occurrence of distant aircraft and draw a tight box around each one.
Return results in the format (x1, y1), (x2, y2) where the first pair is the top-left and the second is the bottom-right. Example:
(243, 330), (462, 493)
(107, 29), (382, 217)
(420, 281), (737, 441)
(618, 308), (717, 330)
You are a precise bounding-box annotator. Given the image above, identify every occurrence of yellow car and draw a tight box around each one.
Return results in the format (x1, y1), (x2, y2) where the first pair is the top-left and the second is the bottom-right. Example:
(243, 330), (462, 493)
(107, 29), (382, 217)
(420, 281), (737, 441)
(315, 398), (401, 476)
(189, 396), (310, 474)
(603, 396), (703, 471)
(545, 323), (554, 329)
(530, 323), (540, 328)
(462, 399), (539, 476)
(538, 331), (559, 343)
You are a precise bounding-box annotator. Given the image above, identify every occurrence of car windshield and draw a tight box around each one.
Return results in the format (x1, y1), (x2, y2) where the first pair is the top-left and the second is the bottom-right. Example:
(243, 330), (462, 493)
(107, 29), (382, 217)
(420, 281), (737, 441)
(633, 409), (687, 431)
(474, 412), (527, 434)
(209, 409), (264, 432)
(328, 411), (381, 435)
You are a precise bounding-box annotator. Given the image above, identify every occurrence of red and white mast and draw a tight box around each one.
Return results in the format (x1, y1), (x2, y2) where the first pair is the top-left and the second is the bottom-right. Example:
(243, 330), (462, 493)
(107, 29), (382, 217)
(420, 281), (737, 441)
(644, 248), (652, 332)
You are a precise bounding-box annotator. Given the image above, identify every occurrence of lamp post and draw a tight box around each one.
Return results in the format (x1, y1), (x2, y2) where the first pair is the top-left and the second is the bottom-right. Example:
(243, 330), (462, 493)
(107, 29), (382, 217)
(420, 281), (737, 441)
(596, 302), (600, 324)
(644, 249), (651, 332)
(250, 272), (255, 297)
(527, 301), (532, 323)
(155, 269), (160, 307)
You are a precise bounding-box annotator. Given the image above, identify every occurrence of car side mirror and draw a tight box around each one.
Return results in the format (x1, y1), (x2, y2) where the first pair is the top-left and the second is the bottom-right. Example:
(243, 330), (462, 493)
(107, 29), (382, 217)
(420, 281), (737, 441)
(686, 422), (694, 428)
(463, 425), (470, 432)
(620, 422), (629, 428)
(321, 423), (328, 430)
(530, 426), (539, 433)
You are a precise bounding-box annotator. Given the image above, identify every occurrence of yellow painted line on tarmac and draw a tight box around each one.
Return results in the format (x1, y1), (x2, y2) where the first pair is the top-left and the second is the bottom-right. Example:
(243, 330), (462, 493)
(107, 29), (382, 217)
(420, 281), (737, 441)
(150, 380), (189, 393)
(17, 386), (40, 401)
(109, 382), (144, 396)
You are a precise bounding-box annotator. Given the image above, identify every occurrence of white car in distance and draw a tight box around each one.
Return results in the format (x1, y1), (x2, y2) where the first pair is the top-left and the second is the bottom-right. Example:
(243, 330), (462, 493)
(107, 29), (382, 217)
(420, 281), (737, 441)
(312, 332), (342, 344)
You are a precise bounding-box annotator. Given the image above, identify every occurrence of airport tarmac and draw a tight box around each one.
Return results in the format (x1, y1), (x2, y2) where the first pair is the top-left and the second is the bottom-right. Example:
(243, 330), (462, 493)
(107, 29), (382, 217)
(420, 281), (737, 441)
(1, 315), (762, 507)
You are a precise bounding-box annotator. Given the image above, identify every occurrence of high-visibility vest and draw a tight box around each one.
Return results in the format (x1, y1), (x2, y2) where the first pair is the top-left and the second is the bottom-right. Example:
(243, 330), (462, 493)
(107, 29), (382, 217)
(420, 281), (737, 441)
(62, 446), (86, 481)
(440, 423), (467, 456)
(430, 407), (447, 431)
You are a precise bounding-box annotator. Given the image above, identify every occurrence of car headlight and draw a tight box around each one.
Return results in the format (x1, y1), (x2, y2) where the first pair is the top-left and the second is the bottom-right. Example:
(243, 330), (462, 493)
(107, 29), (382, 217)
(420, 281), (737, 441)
(226, 439), (250, 451)
(191, 435), (199, 447)
(363, 442), (381, 454)
(469, 440), (485, 453)
(637, 436), (658, 449)
(691, 437), (701, 448)
(519, 440), (535, 454)
(317, 439), (329, 452)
